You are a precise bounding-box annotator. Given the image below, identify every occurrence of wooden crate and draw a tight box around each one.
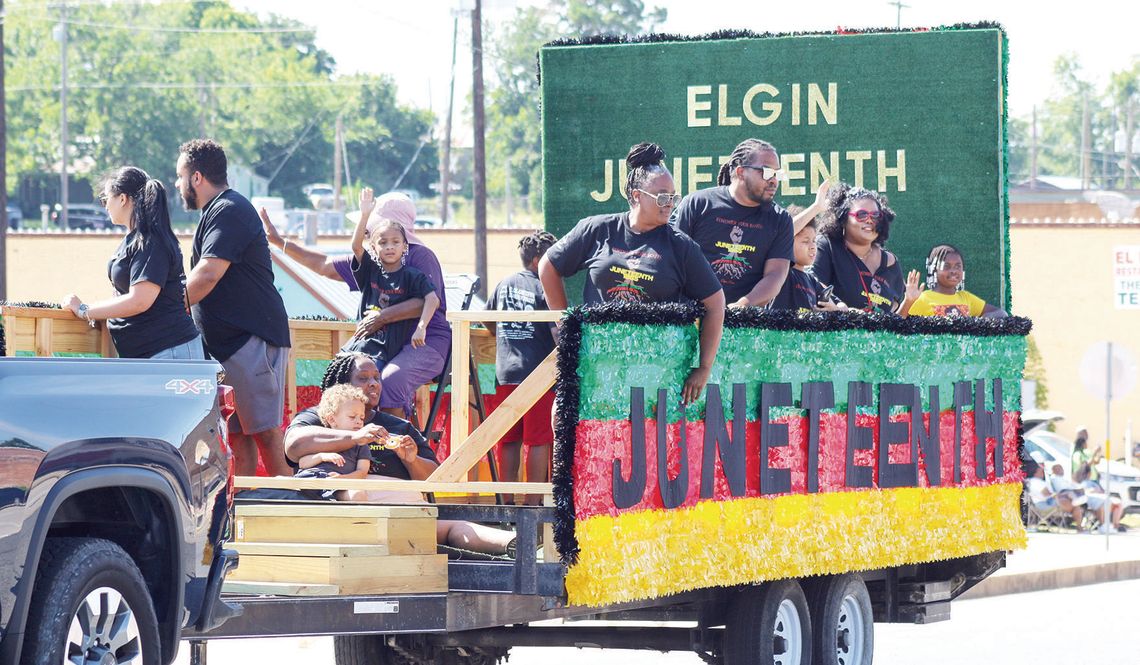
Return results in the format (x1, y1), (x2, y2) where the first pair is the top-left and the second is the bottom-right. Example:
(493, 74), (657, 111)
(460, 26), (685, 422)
(226, 503), (445, 596)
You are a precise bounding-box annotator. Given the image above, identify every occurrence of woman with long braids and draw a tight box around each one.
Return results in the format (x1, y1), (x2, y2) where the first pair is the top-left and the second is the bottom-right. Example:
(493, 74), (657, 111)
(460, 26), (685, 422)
(61, 167), (201, 358)
(811, 182), (922, 314)
(284, 353), (517, 555)
(904, 244), (1008, 318)
(538, 142), (725, 404)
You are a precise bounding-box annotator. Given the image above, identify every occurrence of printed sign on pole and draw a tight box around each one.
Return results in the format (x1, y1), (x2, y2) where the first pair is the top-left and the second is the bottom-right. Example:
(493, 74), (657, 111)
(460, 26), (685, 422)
(1114, 246), (1140, 309)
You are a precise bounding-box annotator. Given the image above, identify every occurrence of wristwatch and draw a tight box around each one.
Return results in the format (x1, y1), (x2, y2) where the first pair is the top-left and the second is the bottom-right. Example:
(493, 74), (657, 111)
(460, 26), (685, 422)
(77, 303), (95, 327)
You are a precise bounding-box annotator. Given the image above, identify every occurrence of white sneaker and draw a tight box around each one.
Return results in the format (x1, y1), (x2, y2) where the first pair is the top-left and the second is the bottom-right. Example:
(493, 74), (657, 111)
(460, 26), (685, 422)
(1098, 524), (1112, 534)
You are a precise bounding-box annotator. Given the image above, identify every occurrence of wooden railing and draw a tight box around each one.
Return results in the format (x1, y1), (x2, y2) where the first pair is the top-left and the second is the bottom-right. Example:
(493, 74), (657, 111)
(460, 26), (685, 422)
(2, 305), (564, 501)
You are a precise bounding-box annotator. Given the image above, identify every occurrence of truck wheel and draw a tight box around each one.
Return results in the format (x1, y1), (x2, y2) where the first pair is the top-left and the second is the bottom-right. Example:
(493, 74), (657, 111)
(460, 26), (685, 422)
(725, 580), (812, 665)
(806, 574), (873, 665)
(22, 537), (159, 665)
(333, 635), (412, 665)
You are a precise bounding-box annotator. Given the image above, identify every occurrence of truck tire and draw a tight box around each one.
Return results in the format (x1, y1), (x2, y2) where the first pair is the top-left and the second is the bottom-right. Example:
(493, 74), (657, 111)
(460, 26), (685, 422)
(805, 574), (873, 665)
(724, 580), (812, 665)
(22, 537), (160, 665)
(333, 635), (411, 665)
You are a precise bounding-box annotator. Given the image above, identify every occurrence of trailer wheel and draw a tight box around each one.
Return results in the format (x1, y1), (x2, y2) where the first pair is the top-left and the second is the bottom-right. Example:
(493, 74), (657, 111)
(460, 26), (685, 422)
(334, 635), (412, 665)
(725, 580), (812, 665)
(22, 537), (160, 665)
(806, 574), (873, 665)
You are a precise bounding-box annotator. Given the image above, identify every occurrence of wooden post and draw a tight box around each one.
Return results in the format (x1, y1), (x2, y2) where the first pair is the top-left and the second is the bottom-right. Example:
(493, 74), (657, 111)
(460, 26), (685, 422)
(34, 317), (53, 357)
(450, 316), (471, 449)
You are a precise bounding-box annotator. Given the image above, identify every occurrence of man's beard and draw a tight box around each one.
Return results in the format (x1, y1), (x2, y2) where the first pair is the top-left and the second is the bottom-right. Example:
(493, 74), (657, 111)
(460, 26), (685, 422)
(181, 186), (198, 211)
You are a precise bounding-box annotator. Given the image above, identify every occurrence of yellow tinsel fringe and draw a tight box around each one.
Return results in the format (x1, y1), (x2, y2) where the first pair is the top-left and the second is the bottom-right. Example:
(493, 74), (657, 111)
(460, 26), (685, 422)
(565, 482), (1027, 607)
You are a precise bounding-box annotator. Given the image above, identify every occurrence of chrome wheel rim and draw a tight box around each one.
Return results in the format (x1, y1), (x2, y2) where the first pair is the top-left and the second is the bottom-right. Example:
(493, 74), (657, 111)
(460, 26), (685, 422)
(772, 598), (804, 665)
(65, 587), (143, 665)
(836, 594), (867, 665)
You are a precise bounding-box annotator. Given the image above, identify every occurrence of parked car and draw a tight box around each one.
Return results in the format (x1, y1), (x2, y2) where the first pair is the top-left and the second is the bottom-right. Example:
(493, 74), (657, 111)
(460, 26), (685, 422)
(51, 203), (112, 230)
(414, 215), (445, 229)
(5, 203), (23, 229)
(302, 183), (336, 210)
(1022, 410), (1140, 515)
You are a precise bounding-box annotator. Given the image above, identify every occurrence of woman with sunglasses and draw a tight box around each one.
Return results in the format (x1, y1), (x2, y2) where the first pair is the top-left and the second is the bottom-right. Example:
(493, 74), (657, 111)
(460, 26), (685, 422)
(60, 166), (202, 358)
(539, 142), (725, 404)
(811, 182), (922, 314)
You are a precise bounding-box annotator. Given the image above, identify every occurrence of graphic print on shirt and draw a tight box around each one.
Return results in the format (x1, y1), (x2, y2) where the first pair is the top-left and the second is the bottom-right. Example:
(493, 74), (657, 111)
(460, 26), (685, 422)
(861, 272), (894, 310)
(367, 274), (404, 342)
(930, 303), (969, 317)
(499, 285), (538, 341)
(607, 250), (656, 302)
(711, 223), (756, 281)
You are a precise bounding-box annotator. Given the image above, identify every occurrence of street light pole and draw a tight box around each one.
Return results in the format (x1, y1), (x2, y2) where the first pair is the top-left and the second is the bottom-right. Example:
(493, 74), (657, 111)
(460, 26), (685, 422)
(471, 0), (487, 298)
(53, 2), (70, 230)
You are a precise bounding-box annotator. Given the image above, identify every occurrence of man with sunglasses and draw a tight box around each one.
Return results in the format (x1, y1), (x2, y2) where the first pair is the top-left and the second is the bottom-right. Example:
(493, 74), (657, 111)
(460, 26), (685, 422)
(673, 138), (795, 308)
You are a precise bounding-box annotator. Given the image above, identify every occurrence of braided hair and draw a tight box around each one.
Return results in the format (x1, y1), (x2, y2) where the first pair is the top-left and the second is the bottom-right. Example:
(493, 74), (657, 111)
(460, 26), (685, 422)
(925, 244), (964, 291)
(624, 142), (670, 205)
(519, 230), (557, 267)
(717, 138), (777, 186)
(818, 182), (895, 246)
(320, 353), (371, 390)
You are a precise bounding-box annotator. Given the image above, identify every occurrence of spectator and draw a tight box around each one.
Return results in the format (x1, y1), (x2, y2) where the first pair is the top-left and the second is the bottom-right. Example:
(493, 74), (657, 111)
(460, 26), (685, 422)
(179, 139), (292, 476)
(539, 142), (726, 405)
(61, 166), (201, 359)
(486, 231), (559, 505)
(1049, 463), (1124, 533)
(811, 182), (922, 314)
(1072, 427), (1102, 486)
(344, 188), (440, 372)
(1025, 463), (1084, 530)
(905, 244), (1008, 318)
(285, 353), (516, 555)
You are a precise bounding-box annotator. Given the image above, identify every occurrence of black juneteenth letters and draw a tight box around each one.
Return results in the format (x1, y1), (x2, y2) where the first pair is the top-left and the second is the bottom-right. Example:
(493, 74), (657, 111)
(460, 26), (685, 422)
(611, 379), (1003, 508)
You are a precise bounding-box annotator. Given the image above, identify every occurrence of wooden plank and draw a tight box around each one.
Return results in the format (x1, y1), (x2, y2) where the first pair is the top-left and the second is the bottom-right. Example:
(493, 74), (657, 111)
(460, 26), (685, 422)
(231, 542), (393, 557)
(34, 318), (53, 357)
(450, 319), (471, 448)
(286, 330), (298, 418)
(288, 319), (357, 332)
(428, 350), (557, 482)
(50, 318), (101, 354)
(222, 580), (341, 597)
(228, 553), (448, 595)
(235, 503), (437, 518)
(292, 328), (341, 360)
(8, 316), (36, 355)
(234, 515), (436, 552)
(543, 494), (557, 563)
(234, 476), (553, 495)
(2, 315), (15, 356)
(447, 310), (564, 322)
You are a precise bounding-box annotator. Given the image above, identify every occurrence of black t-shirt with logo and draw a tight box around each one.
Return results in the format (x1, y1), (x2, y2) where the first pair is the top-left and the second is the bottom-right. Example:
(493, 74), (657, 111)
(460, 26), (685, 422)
(190, 190), (290, 361)
(674, 186), (794, 303)
(811, 236), (904, 313)
(488, 269), (556, 385)
(287, 407), (438, 479)
(769, 267), (828, 311)
(546, 213), (722, 305)
(352, 252), (436, 358)
(106, 232), (199, 358)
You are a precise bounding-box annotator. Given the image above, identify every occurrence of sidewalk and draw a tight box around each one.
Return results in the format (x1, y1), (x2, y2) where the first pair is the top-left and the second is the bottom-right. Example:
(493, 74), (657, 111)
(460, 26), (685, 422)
(962, 529), (1140, 599)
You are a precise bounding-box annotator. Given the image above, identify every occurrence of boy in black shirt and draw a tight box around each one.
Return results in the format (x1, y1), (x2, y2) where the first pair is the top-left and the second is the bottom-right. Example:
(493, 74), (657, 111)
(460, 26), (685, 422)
(486, 231), (558, 505)
(770, 217), (847, 313)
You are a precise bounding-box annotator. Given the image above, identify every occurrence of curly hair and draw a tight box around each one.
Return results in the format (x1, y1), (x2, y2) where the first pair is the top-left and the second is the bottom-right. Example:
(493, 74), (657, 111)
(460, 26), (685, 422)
(320, 353), (372, 390)
(178, 138), (228, 187)
(717, 138), (777, 186)
(624, 142), (670, 205)
(817, 182), (895, 246)
(317, 384), (369, 426)
(519, 230), (557, 267)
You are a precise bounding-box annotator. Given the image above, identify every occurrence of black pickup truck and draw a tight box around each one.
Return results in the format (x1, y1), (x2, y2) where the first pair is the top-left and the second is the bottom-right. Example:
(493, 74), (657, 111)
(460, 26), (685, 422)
(0, 357), (238, 664)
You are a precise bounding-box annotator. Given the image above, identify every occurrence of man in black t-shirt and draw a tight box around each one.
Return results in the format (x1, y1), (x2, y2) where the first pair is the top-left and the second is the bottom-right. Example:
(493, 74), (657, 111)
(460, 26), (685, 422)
(179, 139), (292, 477)
(674, 138), (794, 308)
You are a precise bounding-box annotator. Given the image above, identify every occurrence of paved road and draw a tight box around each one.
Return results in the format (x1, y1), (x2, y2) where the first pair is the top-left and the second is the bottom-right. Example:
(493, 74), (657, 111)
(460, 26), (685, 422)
(177, 579), (1138, 664)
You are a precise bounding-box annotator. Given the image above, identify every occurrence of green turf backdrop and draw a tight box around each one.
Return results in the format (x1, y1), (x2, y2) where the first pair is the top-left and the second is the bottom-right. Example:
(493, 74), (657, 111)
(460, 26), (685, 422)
(540, 26), (1009, 309)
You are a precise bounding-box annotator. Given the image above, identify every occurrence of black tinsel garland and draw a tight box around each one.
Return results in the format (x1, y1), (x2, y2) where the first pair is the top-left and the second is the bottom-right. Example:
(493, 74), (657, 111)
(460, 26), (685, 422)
(551, 301), (1032, 564)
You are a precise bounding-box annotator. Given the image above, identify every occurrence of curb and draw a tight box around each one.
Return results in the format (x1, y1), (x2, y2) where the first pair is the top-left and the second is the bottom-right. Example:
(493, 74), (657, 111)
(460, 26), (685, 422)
(961, 559), (1140, 600)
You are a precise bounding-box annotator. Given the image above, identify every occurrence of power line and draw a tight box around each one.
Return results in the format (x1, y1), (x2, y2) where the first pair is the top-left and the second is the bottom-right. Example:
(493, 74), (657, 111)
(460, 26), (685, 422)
(17, 14), (315, 34)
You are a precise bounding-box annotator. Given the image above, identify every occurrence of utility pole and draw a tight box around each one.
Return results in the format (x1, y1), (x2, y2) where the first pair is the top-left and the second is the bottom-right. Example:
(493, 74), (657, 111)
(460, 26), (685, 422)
(1030, 105), (1038, 189)
(887, 1), (910, 29)
(505, 154), (512, 228)
(333, 114), (344, 211)
(1, 0), (8, 301)
(54, 2), (69, 229)
(1126, 99), (1135, 191)
(440, 13), (458, 226)
(471, 0), (487, 297)
(1080, 95), (1090, 190)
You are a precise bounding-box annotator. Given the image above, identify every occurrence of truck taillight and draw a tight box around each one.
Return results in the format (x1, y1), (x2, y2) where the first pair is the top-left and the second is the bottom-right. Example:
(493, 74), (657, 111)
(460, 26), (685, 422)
(217, 385), (236, 502)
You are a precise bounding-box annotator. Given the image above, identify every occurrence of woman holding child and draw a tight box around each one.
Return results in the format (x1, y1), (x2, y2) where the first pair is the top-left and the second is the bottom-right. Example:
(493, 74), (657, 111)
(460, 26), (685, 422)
(538, 142), (725, 405)
(284, 353), (515, 555)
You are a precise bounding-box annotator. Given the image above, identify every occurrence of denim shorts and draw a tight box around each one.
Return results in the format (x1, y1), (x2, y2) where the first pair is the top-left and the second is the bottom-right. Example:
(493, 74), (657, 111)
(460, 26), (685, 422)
(149, 335), (206, 360)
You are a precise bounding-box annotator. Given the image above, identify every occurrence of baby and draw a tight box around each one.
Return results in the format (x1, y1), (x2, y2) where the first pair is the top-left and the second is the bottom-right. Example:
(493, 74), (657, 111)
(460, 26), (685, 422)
(295, 384), (376, 501)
